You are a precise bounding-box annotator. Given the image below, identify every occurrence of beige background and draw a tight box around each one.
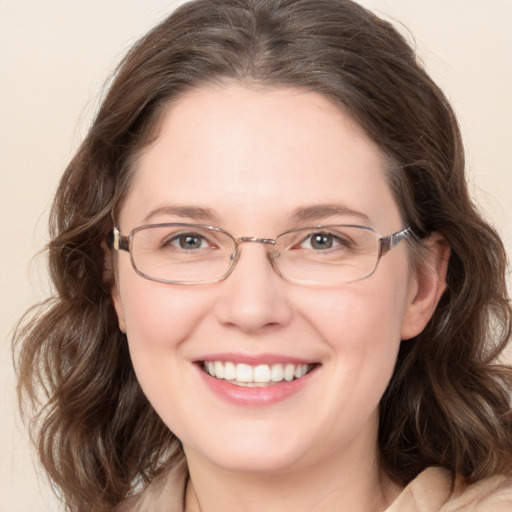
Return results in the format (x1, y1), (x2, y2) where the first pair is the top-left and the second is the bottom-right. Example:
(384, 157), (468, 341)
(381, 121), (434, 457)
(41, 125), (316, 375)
(1, 1), (511, 510)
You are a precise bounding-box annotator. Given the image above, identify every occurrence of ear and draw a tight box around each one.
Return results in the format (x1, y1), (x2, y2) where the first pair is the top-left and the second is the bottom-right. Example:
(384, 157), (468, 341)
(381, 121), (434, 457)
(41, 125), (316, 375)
(101, 238), (127, 333)
(111, 285), (127, 333)
(401, 233), (450, 340)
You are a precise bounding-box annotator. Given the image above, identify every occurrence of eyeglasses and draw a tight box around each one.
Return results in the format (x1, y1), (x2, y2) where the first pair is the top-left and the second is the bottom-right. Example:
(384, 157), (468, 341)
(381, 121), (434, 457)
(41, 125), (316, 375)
(108, 223), (412, 286)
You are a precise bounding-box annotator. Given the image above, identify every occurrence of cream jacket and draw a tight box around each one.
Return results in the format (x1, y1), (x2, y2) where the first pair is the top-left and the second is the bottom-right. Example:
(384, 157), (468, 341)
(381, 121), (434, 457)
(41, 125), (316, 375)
(117, 458), (512, 511)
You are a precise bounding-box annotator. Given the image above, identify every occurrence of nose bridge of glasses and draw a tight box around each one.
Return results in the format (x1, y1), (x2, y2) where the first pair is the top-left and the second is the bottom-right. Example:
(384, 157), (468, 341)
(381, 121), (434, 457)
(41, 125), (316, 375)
(236, 236), (276, 246)
(229, 236), (280, 274)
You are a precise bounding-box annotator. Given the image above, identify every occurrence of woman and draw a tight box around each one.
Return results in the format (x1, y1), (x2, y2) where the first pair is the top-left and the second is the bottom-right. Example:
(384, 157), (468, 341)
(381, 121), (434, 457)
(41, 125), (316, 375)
(13, 0), (512, 510)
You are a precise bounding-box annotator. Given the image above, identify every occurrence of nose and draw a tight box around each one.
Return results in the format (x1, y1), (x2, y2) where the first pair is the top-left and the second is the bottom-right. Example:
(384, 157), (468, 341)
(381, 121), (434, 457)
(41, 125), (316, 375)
(213, 241), (293, 334)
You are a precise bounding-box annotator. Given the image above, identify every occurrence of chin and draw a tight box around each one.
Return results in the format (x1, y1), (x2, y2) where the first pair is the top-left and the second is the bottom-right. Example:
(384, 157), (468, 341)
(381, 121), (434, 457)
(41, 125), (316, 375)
(184, 427), (313, 474)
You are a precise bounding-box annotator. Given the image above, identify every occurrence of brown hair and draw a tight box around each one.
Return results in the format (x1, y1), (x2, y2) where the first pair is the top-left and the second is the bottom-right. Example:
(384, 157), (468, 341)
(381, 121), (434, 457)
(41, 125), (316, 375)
(13, 0), (512, 510)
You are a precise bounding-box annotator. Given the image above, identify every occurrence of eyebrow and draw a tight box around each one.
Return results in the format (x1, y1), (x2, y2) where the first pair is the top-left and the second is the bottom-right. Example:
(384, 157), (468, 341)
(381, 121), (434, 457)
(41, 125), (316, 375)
(142, 203), (370, 225)
(143, 205), (218, 223)
(290, 204), (371, 224)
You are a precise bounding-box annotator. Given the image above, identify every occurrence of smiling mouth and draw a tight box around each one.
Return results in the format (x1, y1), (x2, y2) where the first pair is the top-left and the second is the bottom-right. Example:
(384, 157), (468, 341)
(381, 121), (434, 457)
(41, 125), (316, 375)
(200, 361), (317, 387)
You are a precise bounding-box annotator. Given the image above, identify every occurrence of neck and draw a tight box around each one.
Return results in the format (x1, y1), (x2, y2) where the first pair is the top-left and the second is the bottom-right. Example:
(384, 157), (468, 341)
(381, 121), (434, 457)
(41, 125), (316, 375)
(183, 441), (401, 512)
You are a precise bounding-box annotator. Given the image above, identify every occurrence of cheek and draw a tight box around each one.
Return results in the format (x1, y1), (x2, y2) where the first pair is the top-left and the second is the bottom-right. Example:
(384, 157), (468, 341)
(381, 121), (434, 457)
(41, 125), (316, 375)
(297, 278), (407, 389)
(117, 276), (220, 421)
(299, 280), (406, 348)
(117, 273), (214, 360)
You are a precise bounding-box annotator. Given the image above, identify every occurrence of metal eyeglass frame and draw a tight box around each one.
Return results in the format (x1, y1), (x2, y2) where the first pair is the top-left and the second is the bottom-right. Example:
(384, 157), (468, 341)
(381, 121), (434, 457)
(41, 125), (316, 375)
(107, 223), (413, 286)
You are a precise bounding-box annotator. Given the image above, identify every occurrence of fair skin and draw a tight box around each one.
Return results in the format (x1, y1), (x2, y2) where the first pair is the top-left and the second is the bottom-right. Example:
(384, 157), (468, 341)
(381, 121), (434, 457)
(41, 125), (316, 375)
(112, 84), (448, 512)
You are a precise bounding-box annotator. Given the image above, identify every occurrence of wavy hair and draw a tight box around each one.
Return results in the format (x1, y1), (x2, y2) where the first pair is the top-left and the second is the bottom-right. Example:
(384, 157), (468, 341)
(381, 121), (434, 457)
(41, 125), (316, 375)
(13, 0), (512, 510)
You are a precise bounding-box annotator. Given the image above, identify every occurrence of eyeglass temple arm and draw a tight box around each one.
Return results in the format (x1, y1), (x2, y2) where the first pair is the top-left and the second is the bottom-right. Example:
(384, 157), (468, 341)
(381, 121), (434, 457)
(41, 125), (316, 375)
(379, 227), (413, 256)
(107, 227), (130, 252)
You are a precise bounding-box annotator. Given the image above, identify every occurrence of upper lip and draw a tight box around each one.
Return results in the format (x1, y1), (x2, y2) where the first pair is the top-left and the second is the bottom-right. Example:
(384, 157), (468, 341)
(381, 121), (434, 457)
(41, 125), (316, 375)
(194, 352), (317, 365)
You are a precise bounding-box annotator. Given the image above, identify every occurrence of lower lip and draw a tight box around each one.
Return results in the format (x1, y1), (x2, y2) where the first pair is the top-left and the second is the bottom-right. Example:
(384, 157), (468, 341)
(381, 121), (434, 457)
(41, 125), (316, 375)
(196, 365), (317, 407)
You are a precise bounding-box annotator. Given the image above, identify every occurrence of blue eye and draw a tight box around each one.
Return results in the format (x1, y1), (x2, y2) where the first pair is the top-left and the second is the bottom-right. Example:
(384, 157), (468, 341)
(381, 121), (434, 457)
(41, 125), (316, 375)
(168, 232), (209, 250)
(301, 232), (342, 250)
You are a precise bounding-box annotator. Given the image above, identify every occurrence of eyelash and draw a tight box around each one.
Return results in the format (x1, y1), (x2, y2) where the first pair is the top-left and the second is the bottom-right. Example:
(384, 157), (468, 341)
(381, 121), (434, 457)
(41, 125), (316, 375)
(296, 232), (351, 251)
(164, 232), (212, 250)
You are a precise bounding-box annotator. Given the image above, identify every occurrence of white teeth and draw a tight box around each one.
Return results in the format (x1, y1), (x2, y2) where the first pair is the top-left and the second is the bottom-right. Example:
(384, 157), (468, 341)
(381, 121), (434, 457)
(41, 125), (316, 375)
(254, 364), (271, 383)
(284, 363), (295, 381)
(270, 364), (284, 382)
(295, 364), (308, 379)
(224, 361), (236, 380)
(236, 363), (253, 382)
(214, 361), (224, 379)
(203, 361), (312, 384)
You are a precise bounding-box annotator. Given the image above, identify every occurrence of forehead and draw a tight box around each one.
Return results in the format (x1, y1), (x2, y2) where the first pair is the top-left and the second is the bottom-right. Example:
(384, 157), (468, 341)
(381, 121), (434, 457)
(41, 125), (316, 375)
(120, 84), (402, 232)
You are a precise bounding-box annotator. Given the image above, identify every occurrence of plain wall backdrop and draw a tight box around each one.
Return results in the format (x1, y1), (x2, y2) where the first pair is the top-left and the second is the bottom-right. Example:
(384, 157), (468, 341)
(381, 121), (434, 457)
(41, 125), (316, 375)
(1, 1), (511, 510)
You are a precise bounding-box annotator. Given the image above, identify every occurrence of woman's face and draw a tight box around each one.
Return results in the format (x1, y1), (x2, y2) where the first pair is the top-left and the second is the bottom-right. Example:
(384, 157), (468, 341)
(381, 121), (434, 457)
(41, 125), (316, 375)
(113, 84), (428, 474)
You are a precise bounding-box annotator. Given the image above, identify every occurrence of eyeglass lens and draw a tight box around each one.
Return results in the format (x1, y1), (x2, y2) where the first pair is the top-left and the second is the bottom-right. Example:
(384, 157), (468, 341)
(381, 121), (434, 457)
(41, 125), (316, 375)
(129, 224), (383, 285)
